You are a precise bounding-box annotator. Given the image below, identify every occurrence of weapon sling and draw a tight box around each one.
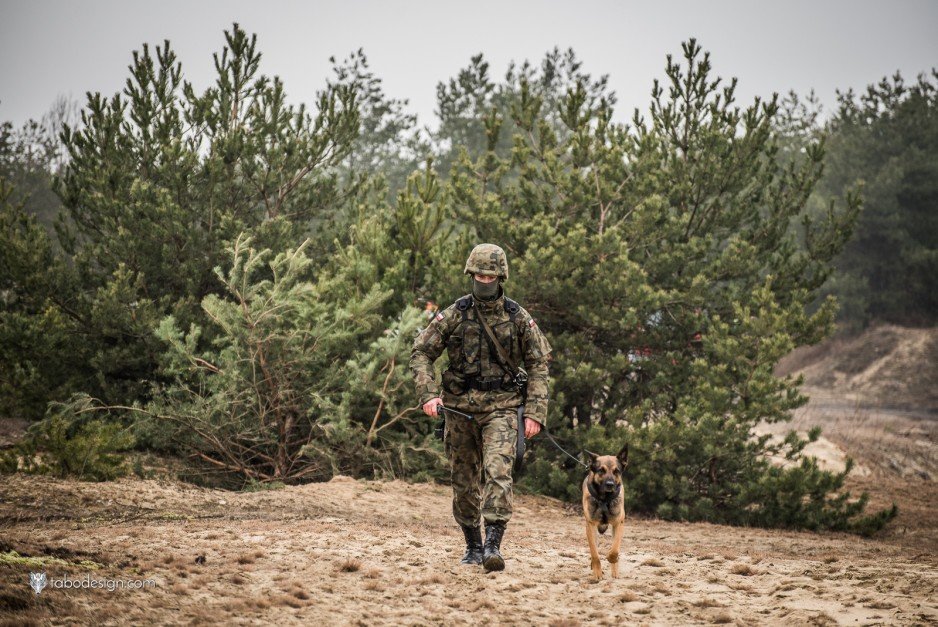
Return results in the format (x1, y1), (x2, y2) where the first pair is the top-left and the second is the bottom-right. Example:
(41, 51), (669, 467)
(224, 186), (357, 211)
(473, 300), (528, 473)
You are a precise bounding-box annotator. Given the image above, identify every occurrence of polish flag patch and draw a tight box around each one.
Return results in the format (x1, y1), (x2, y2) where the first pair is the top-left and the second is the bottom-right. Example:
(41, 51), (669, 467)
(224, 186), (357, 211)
(435, 312), (445, 321)
(529, 318), (537, 328)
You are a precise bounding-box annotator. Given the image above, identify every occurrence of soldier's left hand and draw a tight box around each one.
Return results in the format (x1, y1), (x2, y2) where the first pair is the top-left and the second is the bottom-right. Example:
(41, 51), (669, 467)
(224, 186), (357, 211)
(524, 417), (542, 438)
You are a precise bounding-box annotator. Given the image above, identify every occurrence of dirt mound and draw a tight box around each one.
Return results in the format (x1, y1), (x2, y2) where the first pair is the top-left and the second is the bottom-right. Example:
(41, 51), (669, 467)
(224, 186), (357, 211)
(1, 474), (935, 625)
(777, 324), (938, 411)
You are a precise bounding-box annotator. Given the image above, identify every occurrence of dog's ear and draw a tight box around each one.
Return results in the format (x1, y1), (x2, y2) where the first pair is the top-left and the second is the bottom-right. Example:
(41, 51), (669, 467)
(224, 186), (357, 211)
(584, 450), (599, 470)
(616, 443), (629, 469)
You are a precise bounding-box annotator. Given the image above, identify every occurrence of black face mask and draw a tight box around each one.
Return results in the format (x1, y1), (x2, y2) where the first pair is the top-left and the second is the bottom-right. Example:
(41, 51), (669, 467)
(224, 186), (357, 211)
(472, 278), (500, 301)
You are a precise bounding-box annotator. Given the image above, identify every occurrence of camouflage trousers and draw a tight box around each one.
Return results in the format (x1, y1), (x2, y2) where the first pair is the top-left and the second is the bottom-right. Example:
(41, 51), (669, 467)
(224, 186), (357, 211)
(444, 407), (518, 528)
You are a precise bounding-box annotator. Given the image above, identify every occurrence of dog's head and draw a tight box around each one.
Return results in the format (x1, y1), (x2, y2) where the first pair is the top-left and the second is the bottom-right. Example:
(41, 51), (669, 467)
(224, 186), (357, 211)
(585, 444), (629, 496)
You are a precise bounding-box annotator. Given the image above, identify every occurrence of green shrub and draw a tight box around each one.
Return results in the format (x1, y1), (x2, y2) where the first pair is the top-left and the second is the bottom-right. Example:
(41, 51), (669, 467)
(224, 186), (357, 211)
(5, 394), (135, 481)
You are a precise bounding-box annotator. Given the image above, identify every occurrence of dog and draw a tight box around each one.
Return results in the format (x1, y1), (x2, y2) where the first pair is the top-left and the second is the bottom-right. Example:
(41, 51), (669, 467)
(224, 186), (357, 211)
(582, 444), (628, 580)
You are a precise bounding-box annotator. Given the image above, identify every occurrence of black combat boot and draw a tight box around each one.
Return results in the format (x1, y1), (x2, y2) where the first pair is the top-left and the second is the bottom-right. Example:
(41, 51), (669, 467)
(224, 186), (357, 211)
(459, 524), (484, 565)
(482, 521), (506, 572)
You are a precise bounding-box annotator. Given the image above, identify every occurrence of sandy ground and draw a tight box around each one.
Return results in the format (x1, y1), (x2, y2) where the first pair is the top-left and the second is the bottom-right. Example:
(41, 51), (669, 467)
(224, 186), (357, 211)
(776, 324), (938, 413)
(2, 326), (935, 625)
(1, 471), (935, 627)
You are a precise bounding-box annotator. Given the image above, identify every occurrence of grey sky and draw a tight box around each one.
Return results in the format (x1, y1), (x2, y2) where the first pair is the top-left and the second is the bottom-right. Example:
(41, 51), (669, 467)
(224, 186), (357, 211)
(1, 0), (936, 131)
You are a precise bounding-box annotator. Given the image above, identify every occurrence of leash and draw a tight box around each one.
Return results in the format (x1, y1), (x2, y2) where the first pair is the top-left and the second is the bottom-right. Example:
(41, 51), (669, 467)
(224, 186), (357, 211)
(436, 404), (587, 471)
(436, 405), (473, 420)
(536, 428), (589, 469)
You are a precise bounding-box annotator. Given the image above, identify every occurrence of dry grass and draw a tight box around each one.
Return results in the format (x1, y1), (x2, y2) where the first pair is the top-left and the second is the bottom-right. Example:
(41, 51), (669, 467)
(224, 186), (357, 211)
(222, 600), (249, 613)
(641, 557), (664, 567)
(337, 557), (361, 573)
(273, 594), (304, 608)
(730, 563), (757, 576)
(247, 597), (270, 611)
(419, 573), (445, 585)
(727, 582), (754, 592)
(693, 598), (724, 608)
(236, 554), (255, 565)
(865, 601), (896, 610)
(619, 591), (639, 603)
(711, 612), (733, 624)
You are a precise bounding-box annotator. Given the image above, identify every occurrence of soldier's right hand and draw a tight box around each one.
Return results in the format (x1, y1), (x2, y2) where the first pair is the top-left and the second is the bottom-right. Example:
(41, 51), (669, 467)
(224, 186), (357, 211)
(423, 397), (443, 417)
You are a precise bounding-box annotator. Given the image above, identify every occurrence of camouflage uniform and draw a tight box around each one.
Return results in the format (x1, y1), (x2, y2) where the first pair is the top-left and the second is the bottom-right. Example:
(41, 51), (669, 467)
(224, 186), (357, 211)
(410, 246), (551, 529)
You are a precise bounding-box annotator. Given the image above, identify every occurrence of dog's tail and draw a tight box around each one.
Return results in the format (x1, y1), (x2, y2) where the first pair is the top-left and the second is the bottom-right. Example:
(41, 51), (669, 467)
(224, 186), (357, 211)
(598, 524), (608, 535)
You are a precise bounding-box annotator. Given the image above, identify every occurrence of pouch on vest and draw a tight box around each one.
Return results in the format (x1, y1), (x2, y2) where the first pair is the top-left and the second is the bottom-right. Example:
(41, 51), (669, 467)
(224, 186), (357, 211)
(457, 321), (482, 377)
(442, 370), (468, 396)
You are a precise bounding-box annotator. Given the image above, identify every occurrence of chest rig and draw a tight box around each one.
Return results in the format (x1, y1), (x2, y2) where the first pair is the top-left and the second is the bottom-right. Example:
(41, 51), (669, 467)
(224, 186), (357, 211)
(442, 294), (522, 394)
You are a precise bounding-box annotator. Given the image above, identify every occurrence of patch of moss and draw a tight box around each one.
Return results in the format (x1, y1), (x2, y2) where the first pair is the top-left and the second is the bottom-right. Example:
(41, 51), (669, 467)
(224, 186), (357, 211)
(0, 550), (102, 570)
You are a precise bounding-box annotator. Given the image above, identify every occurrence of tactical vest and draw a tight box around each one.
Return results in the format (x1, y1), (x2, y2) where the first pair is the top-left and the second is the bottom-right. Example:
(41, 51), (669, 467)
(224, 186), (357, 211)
(441, 295), (523, 395)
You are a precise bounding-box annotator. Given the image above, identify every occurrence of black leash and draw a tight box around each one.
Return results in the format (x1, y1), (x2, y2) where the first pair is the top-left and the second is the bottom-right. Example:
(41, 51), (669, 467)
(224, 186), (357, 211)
(536, 428), (589, 470)
(436, 405), (473, 420)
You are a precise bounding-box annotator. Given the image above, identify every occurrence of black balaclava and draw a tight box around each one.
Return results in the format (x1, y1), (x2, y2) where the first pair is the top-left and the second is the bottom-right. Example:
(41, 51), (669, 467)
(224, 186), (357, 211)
(472, 277), (500, 301)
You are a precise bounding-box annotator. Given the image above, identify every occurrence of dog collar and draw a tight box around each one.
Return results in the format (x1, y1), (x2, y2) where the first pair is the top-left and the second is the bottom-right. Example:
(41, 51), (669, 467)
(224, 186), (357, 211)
(587, 480), (621, 503)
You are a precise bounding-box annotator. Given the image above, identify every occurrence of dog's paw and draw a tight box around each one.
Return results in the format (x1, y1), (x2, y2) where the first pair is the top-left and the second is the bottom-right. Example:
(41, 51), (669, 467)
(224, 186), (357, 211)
(590, 559), (603, 581)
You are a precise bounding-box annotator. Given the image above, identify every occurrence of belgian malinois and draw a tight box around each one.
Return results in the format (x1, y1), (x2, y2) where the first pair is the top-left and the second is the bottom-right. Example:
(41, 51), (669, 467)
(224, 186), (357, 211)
(582, 444), (628, 580)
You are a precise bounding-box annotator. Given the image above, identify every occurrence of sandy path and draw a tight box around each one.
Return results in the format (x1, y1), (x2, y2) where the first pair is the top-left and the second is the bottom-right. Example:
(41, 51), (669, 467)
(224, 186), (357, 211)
(1, 474), (935, 626)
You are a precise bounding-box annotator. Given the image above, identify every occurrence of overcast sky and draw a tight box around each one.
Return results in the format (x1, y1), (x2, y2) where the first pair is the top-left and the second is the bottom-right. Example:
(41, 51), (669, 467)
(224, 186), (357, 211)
(1, 0), (936, 131)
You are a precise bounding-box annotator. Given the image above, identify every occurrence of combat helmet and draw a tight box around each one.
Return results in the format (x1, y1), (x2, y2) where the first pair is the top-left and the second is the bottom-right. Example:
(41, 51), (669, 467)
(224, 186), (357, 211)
(464, 243), (508, 280)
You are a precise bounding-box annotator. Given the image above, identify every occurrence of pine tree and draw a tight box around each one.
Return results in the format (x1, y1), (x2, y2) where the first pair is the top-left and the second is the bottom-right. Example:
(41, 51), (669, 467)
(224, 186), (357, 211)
(441, 40), (889, 532)
(11, 24), (359, 411)
(148, 233), (431, 484)
(819, 71), (938, 326)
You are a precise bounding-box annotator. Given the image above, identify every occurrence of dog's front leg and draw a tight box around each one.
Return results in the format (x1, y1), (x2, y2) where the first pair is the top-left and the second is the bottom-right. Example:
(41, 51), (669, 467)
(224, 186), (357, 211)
(608, 521), (625, 578)
(585, 521), (602, 580)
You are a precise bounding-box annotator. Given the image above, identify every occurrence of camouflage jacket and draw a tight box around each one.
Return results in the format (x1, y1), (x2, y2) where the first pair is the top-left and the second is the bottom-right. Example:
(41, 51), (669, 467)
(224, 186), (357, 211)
(409, 291), (552, 426)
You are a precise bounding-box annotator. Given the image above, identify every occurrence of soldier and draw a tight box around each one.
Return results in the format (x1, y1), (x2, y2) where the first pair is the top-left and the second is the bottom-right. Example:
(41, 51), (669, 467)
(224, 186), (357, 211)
(410, 243), (551, 572)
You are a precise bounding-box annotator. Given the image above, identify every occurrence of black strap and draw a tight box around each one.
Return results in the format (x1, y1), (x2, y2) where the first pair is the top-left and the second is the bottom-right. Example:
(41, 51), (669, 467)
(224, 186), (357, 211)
(456, 295), (472, 321)
(466, 377), (505, 391)
(504, 297), (520, 322)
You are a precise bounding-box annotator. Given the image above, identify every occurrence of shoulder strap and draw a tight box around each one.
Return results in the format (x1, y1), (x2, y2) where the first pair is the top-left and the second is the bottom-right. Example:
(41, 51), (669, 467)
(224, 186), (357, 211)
(473, 300), (520, 375)
(503, 297), (520, 323)
(455, 294), (472, 321)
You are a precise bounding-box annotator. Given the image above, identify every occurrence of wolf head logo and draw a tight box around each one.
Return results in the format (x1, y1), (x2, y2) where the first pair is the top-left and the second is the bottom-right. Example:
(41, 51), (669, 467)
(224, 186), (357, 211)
(29, 572), (47, 595)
